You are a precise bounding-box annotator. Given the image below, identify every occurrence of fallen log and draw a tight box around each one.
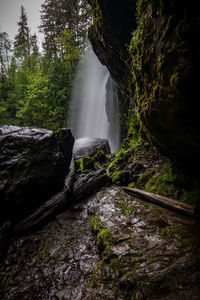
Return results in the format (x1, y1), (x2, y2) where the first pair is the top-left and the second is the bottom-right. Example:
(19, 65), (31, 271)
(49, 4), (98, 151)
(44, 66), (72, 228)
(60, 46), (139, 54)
(122, 187), (196, 218)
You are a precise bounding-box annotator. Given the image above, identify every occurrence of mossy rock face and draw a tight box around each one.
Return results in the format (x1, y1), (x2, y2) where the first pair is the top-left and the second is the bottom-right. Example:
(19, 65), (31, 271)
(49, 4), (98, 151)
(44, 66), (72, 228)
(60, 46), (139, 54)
(89, 0), (200, 173)
(130, 0), (200, 172)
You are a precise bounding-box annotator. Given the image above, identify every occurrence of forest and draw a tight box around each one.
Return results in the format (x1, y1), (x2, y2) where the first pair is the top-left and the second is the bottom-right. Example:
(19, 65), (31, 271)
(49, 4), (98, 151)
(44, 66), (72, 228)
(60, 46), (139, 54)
(0, 0), (91, 131)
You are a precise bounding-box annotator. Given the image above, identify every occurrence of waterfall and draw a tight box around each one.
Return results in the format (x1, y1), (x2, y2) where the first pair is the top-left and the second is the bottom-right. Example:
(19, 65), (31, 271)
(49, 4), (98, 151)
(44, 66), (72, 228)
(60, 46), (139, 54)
(69, 46), (120, 153)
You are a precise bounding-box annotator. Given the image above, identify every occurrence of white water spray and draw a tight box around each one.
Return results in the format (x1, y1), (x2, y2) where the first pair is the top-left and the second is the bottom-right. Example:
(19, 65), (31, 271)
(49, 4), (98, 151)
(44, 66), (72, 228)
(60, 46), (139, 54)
(69, 46), (120, 152)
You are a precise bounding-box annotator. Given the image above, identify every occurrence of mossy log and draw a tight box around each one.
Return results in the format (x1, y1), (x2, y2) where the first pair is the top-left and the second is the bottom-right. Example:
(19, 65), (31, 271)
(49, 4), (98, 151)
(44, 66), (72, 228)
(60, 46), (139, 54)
(123, 187), (196, 218)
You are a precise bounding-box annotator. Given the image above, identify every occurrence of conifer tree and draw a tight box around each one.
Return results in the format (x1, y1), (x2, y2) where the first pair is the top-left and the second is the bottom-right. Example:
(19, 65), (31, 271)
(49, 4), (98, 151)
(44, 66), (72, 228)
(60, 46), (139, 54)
(40, 0), (91, 58)
(30, 34), (39, 56)
(14, 5), (30, 60)
(0, 31), (11, 77)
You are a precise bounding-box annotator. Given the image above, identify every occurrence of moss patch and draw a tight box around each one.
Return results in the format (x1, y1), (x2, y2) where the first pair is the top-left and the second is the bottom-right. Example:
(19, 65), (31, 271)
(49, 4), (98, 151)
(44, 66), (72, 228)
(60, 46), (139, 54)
(97, 228), (116, 250)
(90, 214), (116, 252)
(136, 160), (200, 206)
(118, 202), (135, 216)
(38, 238), (49, 260)
(111, 170), (130, 186)
(91, 215), (104, 233)
(79, 156), (95, 173)
(161, 226), (189, 240)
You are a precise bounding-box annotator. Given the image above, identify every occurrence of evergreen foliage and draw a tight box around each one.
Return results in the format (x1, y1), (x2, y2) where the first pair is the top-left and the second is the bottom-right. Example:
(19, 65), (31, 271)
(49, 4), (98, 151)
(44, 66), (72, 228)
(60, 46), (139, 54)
(0, 2), (91, 131)
(14, 6), (30, 60)
(40, 0), (91, 58)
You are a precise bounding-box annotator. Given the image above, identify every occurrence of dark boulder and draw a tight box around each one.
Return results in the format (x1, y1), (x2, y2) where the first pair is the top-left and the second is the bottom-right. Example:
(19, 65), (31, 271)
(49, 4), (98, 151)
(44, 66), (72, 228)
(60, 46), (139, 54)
(73, 137), (110, 158)
(0, 125), (74, 225)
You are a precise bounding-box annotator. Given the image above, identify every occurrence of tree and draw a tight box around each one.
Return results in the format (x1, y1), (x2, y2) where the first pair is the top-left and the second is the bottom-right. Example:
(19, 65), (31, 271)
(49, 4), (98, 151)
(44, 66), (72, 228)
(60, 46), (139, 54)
(16, 69), (50, 128)
(55, 29), (80, 72)
(30, 34), (39, 56)
(0, 31), (12, 77)
(0, 57), (18, 126)
(47, 56), (71, 129)
(40, 0), (62, 57)
(40, 0), (91, 58)
(0, 31), (13, 125)
(14, 5), (30, 60)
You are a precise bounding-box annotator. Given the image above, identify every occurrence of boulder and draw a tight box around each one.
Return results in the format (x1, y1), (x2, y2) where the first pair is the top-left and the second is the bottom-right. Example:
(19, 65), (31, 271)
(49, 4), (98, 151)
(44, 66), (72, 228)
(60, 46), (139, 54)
(73, 137), (110, 158)
(0, 125), (74, 225)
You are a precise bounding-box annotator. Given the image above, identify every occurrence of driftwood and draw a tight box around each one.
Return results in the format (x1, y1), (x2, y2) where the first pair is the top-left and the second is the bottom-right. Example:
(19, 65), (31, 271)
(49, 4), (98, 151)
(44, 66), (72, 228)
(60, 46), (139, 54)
(122, 187), (196, 217)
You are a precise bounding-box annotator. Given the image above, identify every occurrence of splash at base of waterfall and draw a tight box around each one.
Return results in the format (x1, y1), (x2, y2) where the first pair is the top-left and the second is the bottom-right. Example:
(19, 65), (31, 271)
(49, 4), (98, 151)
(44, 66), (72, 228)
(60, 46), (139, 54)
(69, 45), (120, 153)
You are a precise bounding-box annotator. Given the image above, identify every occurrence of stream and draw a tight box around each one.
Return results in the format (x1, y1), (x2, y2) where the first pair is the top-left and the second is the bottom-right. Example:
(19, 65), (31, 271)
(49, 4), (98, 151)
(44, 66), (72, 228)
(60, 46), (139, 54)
(1, 186), (200, 299)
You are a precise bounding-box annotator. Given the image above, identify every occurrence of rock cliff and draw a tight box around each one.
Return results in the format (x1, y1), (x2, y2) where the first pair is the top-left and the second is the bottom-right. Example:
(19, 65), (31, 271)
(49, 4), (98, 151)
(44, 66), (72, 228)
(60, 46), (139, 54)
(88, 0), (200, 172)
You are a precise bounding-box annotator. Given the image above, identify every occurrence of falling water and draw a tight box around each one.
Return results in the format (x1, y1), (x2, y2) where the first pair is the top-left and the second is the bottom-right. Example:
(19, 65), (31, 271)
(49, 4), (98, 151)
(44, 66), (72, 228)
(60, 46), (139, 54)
(69, 45), (120, 152)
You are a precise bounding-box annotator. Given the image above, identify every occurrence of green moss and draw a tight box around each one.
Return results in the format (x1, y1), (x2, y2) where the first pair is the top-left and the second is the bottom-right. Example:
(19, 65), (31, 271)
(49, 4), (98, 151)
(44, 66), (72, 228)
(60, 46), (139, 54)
(170, 72), (179, 87)
(79, 156), (95, 173)
(107, 147), (133, 180)
(91, 215), (104, 233)
(97, 228), (116, 250)
(111, 170), (129, 186)
(137, 170), (153, 186)
(38, 238), (49, 260)
(118, 202), (135, 216)
(92, 0), (103, 23)
(136, 0), (148, 23)
(107, 156), (123, 174)
(97, 190), (107, 200)
(90, 214), (116, 252)
(128, 182), (135, 188)
(161, 226), (188, 240)
(142, 162), (179, 199)
(107, 148), (130, 181)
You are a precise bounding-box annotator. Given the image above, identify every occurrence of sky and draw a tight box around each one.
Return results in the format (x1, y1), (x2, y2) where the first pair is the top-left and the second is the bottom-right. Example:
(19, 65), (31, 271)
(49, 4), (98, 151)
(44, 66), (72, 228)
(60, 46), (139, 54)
(0, 0), (44, 48)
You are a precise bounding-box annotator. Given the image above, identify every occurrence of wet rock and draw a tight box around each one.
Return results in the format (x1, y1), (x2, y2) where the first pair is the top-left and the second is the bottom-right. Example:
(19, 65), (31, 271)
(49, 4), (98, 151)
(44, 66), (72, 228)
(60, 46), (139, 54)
(0, 197), (100, 300)
(83, 187), (200, 299)
(1, 186), (200, 299)
(0, 125), (74, 225)
(73, 137), (110, 158)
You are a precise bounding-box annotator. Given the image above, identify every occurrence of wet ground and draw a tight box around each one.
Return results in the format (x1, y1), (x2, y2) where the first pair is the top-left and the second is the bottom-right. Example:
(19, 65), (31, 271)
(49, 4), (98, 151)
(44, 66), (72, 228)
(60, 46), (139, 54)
(0, 186), (200, 299)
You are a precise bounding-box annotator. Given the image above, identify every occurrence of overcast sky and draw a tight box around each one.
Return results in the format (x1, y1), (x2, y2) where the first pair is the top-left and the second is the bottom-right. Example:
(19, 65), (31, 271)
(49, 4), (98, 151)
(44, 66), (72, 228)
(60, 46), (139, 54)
(0, 0), (44, 47)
